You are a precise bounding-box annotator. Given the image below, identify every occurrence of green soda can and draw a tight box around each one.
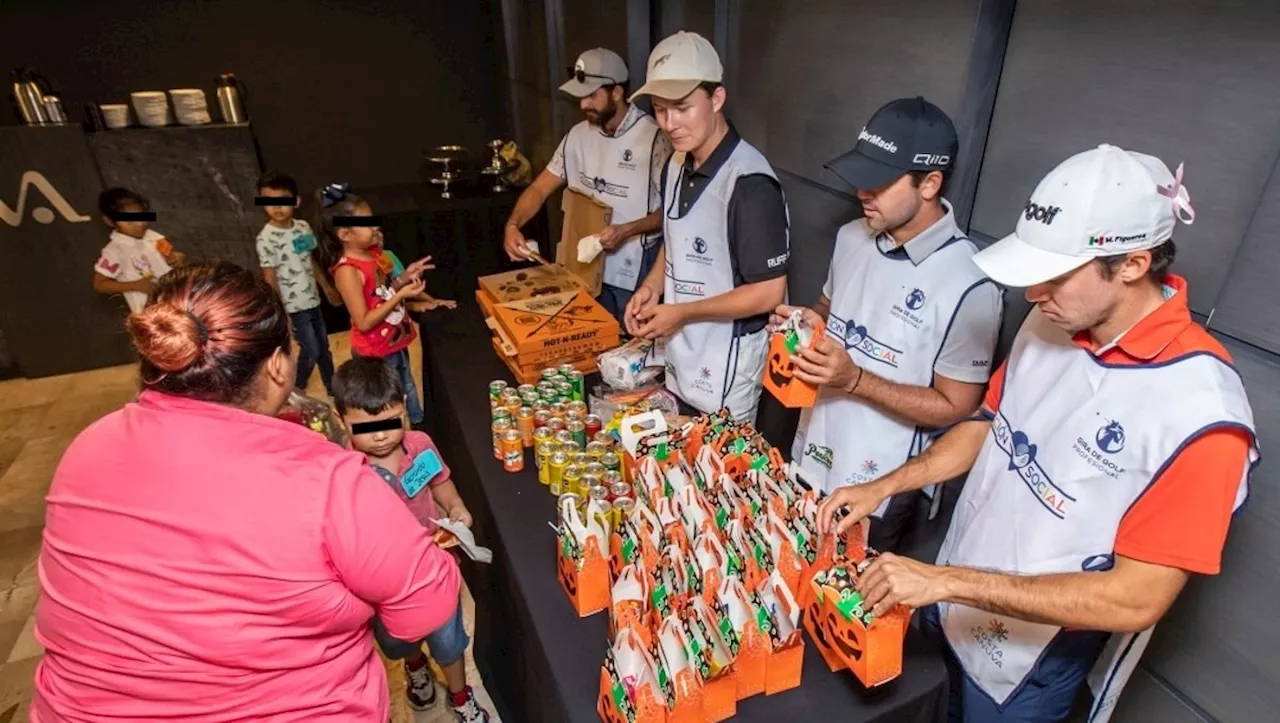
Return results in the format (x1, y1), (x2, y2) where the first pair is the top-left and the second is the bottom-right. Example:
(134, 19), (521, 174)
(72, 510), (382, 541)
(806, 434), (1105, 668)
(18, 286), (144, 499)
(541, 368), (559, 383)
(488, 380), (508, 403)
(567, 370), (585, 401)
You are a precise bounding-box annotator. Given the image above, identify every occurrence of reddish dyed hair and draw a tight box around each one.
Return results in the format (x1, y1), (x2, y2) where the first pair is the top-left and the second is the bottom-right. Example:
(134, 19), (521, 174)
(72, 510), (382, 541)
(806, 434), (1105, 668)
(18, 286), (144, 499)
(126, 262), (291, 404)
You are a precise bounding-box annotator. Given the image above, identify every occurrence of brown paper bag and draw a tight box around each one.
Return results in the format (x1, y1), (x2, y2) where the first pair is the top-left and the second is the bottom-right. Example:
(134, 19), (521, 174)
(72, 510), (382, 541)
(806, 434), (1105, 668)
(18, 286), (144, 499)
(558, 187), (612, 296)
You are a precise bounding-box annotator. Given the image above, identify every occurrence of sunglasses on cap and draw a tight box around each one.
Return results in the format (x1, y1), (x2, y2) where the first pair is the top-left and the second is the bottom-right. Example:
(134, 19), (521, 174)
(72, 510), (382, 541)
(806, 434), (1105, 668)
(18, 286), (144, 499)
(567, 67), (618, 85)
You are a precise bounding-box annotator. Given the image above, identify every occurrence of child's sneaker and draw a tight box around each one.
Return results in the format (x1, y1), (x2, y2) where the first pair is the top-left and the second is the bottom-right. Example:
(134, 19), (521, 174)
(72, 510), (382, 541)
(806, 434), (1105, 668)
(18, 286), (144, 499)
(450, 686), (491, 723)
(405, 662), (439, 711)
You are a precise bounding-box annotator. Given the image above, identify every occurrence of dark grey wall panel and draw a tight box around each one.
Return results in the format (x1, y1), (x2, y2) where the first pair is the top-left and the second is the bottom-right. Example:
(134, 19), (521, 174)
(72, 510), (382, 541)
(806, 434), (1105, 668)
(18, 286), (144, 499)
(658, 0), (717, 39)
(512, 0), (552, 91)
(1130, 336), (1280, 722)
(777, 170), (860, 307)
(563, 0), (630, 64)
(1108, 668), (1208, 723)
(734, 0), (978, 189)
(969, 0), (1280, 314)
(1210, 152), (1280, 354)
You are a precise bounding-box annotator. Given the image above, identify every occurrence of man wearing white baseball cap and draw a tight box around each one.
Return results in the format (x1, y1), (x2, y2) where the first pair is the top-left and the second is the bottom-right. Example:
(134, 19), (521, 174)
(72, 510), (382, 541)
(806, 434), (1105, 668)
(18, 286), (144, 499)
(625, 31), (789, 423)
(504, 47), (673, 322)
(818, 144), (1258, 722)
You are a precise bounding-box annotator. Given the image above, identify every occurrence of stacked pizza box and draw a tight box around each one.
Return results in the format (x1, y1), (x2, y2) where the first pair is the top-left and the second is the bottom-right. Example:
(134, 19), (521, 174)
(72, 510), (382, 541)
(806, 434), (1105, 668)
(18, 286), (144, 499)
(476, 266), (620, 384)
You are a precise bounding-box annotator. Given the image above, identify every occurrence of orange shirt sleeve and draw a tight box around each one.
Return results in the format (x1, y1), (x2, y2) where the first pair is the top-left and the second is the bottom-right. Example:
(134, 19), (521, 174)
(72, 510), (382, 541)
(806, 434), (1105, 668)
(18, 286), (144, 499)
(1114, 427), (1253, 575)
(981, 360), (1008, 414)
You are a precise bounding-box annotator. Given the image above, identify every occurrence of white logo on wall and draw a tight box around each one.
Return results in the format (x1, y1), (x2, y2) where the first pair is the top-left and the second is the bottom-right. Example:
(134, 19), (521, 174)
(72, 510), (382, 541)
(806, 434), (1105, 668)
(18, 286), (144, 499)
(1, 171), (91, 227)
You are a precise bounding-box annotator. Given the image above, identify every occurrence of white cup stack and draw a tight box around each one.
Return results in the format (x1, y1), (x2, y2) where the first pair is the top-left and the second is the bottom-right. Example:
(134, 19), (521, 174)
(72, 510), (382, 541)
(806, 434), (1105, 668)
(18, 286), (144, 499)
(130, 91), (172, 127)
(168, 88), (211, 126)
(100, 104), (130, 129)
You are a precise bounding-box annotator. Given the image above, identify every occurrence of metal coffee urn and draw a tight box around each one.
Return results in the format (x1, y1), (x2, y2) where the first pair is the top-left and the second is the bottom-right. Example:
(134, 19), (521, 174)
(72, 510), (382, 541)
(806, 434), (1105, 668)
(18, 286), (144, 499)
(215, 73), (248, 123)
(11, 68), (50, 124)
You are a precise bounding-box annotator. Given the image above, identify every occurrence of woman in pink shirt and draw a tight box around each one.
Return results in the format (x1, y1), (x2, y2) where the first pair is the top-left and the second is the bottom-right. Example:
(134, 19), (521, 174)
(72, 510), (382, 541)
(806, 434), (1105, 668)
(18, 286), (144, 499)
(33, 262), (461, 722)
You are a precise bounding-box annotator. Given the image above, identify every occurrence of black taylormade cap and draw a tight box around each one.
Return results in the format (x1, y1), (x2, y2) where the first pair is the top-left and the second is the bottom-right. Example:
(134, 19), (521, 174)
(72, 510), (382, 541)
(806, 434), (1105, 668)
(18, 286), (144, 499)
(825, 96), (958, 190)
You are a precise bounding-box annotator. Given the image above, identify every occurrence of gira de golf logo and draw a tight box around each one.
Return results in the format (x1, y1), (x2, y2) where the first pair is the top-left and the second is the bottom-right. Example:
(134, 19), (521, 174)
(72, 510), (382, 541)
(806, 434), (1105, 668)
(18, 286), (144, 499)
(1, 171), (92, 227)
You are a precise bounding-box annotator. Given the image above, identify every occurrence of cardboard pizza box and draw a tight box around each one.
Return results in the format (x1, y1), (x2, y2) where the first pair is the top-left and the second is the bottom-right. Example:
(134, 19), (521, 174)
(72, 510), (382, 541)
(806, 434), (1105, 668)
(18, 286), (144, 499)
(489, 289), (620, 359)
(478, 264), (585, 306)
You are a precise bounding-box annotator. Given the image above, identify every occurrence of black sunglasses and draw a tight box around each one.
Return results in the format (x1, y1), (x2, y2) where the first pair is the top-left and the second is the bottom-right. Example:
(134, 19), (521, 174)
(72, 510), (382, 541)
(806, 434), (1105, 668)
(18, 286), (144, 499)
(567, 67), (618, 85)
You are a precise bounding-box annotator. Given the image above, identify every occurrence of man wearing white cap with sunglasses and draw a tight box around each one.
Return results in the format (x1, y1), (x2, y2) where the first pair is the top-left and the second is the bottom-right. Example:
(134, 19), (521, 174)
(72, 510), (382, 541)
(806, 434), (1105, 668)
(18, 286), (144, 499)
(626, 31), (789, 423)
(818, 145), (1257, 722)
(504, 47), (673, 322)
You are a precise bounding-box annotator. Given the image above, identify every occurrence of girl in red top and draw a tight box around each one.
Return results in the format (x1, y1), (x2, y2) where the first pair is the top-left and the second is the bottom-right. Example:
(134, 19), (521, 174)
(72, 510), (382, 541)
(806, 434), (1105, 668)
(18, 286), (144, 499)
(314, 183), (445, 425)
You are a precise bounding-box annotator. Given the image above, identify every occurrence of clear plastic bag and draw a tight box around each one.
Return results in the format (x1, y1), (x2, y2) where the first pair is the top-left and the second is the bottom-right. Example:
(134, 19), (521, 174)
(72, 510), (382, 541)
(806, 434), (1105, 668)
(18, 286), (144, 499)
(277, 390), (348, 447)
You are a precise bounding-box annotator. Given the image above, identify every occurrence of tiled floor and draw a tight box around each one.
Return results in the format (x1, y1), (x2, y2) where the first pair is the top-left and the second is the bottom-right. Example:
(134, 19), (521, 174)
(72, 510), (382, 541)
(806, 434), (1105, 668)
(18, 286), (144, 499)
(0, 332), (499, 723)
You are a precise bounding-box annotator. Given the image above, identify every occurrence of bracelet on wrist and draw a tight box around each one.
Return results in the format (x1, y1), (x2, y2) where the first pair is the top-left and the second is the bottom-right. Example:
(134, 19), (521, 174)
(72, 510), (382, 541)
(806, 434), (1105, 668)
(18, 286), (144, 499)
(846, 367), (865, 395)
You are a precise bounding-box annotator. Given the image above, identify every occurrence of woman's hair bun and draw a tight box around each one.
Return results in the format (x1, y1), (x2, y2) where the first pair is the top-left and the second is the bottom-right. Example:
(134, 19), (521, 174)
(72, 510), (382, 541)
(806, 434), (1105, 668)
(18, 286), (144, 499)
(126, 304), (204, 373)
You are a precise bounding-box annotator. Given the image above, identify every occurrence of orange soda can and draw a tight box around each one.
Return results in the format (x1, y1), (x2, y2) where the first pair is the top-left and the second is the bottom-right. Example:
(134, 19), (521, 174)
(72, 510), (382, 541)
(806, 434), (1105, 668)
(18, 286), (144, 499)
(501, 429), (524, 472)
(491, 418), (511, 460)
(516, 407), (535, 447)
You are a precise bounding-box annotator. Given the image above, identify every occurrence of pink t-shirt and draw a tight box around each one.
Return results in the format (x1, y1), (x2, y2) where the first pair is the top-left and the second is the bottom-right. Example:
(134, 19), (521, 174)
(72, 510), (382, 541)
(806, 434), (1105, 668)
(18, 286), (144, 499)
(32, 391), (461, 722)
(365, 430), (452, 535)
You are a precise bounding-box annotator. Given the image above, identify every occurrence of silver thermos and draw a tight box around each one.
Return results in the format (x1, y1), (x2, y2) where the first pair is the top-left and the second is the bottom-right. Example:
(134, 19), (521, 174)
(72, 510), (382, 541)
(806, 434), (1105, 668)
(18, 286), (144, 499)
(42, 95), (68, 123)
(215, 73), (248, 123)
(12, 68), (49, 125)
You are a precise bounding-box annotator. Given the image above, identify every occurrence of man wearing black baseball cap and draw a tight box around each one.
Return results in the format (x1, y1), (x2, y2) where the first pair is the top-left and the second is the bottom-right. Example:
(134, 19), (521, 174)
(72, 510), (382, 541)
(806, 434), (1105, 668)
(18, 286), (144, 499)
(776, 97), (1002, 551)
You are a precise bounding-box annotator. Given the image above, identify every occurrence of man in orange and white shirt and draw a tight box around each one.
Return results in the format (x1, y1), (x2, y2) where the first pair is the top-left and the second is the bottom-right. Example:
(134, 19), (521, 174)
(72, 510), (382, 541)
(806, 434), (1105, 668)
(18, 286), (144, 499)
(818, 145), (1258, 723)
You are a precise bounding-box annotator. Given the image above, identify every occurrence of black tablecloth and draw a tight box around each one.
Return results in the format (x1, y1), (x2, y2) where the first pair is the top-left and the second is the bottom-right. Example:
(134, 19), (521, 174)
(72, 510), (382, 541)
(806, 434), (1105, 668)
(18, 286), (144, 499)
(415, 302), (949, 723)
(322, 182), (549, 334)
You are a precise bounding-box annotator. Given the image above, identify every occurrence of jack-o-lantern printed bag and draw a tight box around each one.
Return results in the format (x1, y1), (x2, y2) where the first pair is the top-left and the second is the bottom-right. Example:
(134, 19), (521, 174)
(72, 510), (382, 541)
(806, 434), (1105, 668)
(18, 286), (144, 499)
(691, 529), (730, 608)
(557, 494), (611, 617)
(723, 518), (769, 593)
(598, 627), (666, 723)
(662, 456), (697, 499)
(683, 596), (738, 722)
(676, 483), (715, 545)
(611, 561), (653, 649)
(758, 507), (804, 599)
(757, 569), (805, 695)
(713, 576), (770, 700)
(762, 311), (826, 408)
(611, 496), (662, 579)
(650, 543), (693, 621)
(693, 445), (726, 494)
(654, 615), (705, 723)
(810, 561), (910, 688)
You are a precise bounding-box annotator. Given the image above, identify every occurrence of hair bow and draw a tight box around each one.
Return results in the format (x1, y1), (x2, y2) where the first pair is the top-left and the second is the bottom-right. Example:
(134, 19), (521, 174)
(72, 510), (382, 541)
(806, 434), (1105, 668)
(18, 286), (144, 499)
(321, 182), (351, 208)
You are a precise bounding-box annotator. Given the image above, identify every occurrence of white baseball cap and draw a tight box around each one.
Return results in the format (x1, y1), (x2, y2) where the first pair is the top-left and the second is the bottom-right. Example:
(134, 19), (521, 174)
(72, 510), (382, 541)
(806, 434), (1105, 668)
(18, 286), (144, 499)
(630, 31), (723, 102)
(559, 48), (629, 98)
(973, 144), (1196, 287)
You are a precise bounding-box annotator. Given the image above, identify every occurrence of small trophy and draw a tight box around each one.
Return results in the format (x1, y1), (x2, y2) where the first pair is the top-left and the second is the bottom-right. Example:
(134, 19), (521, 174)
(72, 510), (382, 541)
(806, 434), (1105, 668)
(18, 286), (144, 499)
(480, 139), (512, 193)
(426, 145), (468, 199)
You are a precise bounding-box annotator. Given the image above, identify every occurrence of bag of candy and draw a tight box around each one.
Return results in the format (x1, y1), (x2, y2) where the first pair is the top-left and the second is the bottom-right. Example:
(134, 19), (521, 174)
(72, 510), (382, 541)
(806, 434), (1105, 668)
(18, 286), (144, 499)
(654, 615), (705, 723)
(598, 628), (666, 723)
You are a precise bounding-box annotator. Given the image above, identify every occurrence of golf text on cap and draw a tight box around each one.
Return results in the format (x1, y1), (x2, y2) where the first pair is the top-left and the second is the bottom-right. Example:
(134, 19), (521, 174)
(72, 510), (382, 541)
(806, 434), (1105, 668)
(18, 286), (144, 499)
(858, 128), (898, 154)
(1023, 201), (1062, 225)
(1089, 232), (1147, 247)
(913, 153), (951, 167)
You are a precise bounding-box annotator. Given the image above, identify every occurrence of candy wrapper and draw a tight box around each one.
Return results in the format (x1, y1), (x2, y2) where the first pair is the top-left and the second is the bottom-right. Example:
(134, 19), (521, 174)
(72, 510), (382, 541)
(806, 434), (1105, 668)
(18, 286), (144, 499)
(654, 615), (705, 723)
(598, 338), (664, 390)
(762, 310), (827, 408)
(277, 390), (348, 446)
(598, 628), (666, 723)
(556, 494), (611, 617)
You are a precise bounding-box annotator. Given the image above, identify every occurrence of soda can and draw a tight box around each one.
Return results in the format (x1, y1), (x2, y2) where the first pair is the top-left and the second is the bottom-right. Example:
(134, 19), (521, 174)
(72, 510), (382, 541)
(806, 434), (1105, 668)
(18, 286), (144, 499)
(567, 370), (585, 401)
(547, 416), (566, 433)
(554, 430), (575, 448)
(535, 440), (556, 484)
(610, 481), (633, 501)
(568, 420), (587, 448)
(489, 380), (508, 403)
(515, 407), (535, 447)
(571, 452), (590, 469)
(521, 391), (540, 408)
(584, 414), (603, 440)
(549, 402), (567, 417)
(588, 484), (611, 508)
(491, 418), (512, 460)
(491, 406), (511, 423)
(594, 430), (614, 447)
(558, 363), (576, 377)
(602, 469), (623, 487)
(548, 452), (569, 495)
(612, 497), (635, 530)
(501, 386), (519, 401)
(541, 368), (560, 383)
(504, 399), (522, 417)
(501, 429), (525, 472)
(565, 410), (582, 425)
(532, 399), (550, 412)
(592, 503), (613, 538)
(601, 451), (621, 473)
(585, 440), (607, 459)
(533, 410), (551, 429)
(563, 464), (584, 498)
(533, 425), (554, 445)
(556, 380), (573, 399)
(558, 492), (583, 515)
(568, 401), (588, 417)
(581, 473), (602, 498)
(517, 383), (536, 396)
(585, 462), (606, 480)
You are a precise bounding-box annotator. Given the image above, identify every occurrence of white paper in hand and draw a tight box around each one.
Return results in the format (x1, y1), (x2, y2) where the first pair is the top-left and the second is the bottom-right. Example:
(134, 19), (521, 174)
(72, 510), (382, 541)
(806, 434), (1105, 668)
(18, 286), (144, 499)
(577, 234), (604, 263)
(431, 518), (494, 563)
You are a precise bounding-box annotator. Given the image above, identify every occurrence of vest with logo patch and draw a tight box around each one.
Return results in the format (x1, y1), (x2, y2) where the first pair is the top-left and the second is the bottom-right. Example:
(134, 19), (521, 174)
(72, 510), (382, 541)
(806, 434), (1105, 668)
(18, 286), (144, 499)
(661, 141), (785, 415)
(935, 307), (1256, 709)
(792, 214), (991, 501)
(560, 113), (662, 290)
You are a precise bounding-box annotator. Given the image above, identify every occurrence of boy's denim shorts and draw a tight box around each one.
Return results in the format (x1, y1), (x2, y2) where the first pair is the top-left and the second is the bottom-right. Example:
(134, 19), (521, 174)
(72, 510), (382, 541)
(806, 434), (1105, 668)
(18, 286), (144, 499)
(372, 596), (468, 665)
